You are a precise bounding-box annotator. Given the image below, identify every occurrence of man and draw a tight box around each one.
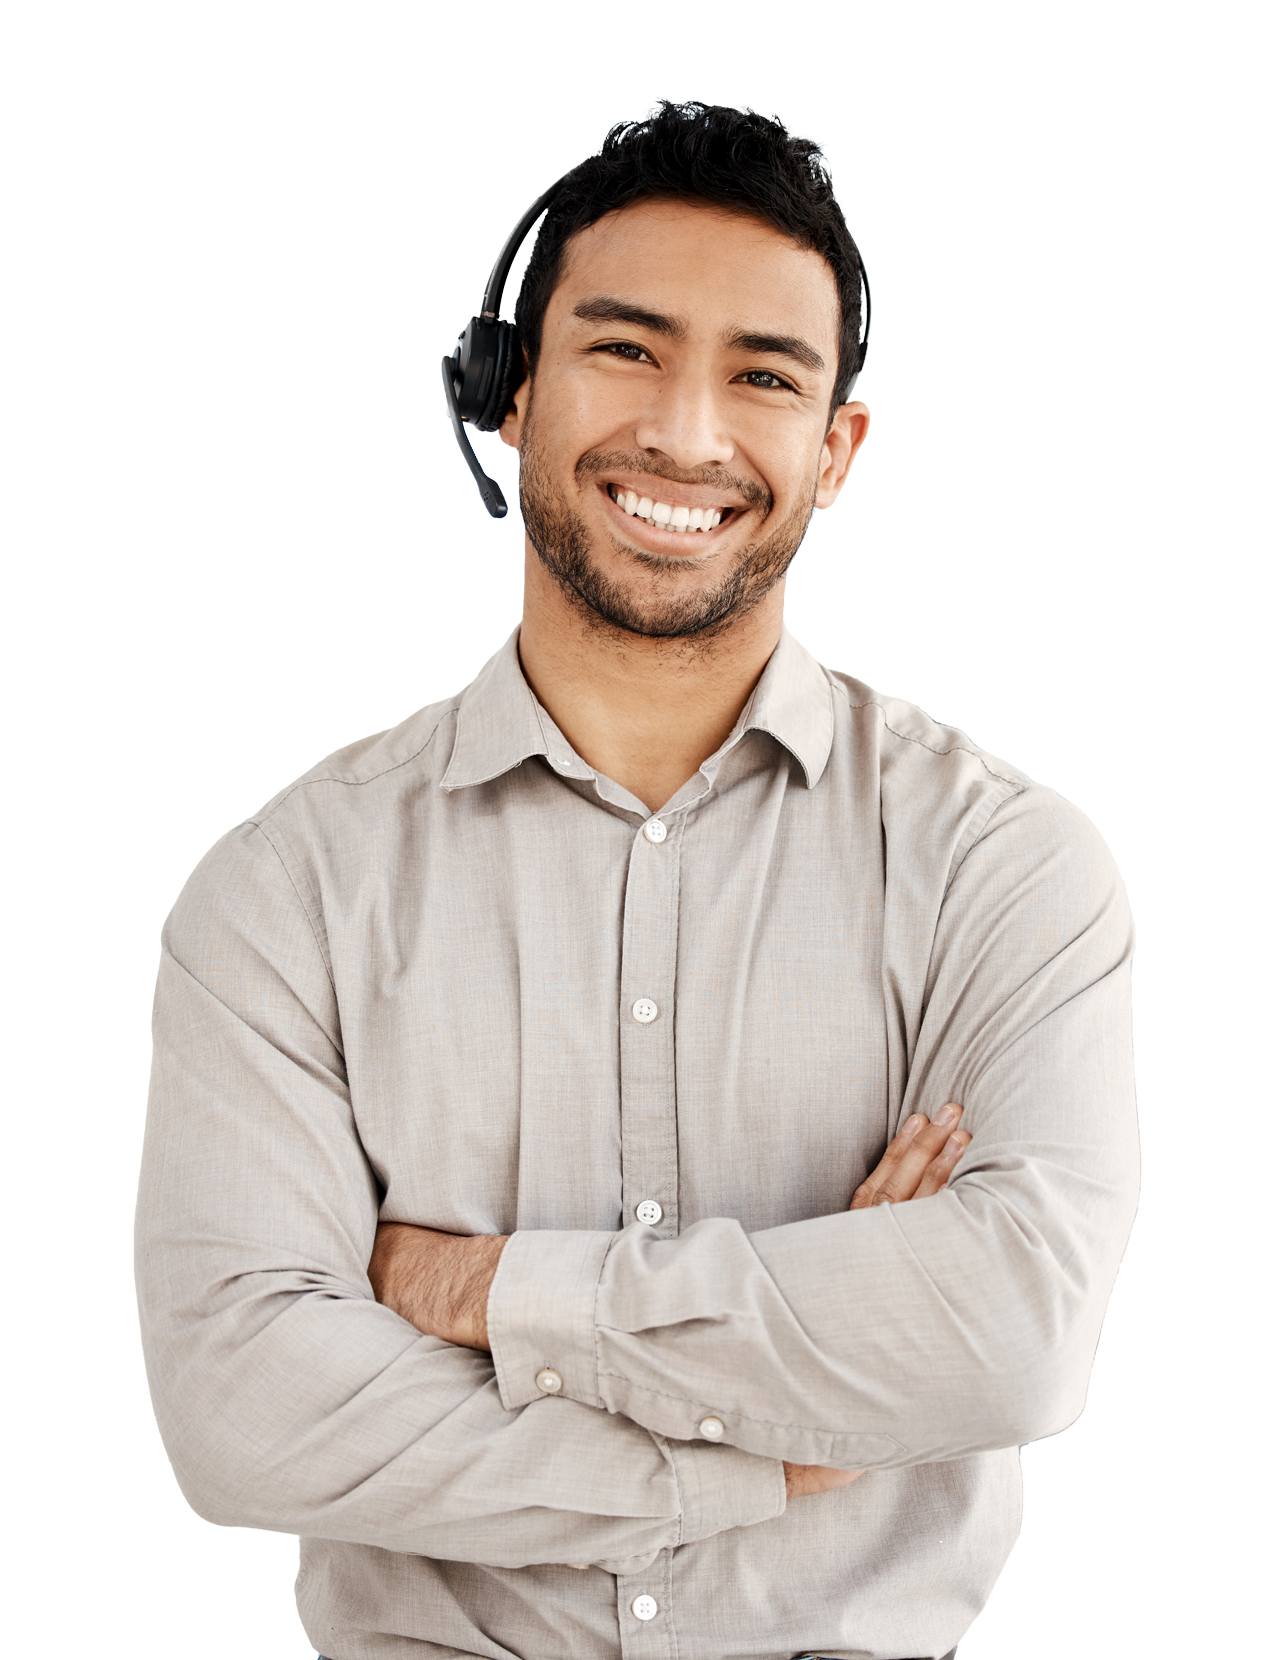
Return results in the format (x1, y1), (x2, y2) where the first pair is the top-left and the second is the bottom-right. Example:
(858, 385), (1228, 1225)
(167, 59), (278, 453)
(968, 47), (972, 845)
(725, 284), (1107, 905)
(136, 102), (1139, 1660)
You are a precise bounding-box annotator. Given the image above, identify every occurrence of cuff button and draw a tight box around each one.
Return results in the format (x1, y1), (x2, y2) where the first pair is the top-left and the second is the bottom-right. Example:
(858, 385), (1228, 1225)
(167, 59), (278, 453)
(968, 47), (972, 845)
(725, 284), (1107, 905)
(698, 1415), (725, 1440)
(535, 1368), (563, 1395)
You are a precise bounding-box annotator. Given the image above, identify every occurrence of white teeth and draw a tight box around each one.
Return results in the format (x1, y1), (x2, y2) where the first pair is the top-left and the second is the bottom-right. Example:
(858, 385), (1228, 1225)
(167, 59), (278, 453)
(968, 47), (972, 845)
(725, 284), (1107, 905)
(614, 490), (726, 531)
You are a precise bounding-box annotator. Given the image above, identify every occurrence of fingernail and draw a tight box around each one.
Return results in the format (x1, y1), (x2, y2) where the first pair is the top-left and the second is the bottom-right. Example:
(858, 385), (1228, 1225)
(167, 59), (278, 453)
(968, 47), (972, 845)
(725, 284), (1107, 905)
(933, 1105), (958, 1127)
(946, 1133), (967, 1155)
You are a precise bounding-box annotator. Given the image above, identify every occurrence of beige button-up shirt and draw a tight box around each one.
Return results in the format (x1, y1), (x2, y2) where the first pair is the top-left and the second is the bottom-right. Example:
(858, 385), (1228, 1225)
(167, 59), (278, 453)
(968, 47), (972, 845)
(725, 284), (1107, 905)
(136, 629), (1138, 1660)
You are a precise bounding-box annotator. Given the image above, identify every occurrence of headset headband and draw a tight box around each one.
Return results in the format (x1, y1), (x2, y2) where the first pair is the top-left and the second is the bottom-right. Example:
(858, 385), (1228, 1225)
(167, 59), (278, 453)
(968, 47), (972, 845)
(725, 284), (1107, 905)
(481, 181), (566, 323)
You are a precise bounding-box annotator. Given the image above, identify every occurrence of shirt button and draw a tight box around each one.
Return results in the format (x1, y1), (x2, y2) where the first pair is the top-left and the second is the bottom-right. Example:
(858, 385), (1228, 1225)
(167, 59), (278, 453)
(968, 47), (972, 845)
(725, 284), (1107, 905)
(631, 1594), (659, 1622)
(635, 1199), (663, 1226)
(534, 1368), (563, 1395)
(631, 998), (659, 1024)
(698, 1415), (726, 1440)
(642, 818), (667, 844)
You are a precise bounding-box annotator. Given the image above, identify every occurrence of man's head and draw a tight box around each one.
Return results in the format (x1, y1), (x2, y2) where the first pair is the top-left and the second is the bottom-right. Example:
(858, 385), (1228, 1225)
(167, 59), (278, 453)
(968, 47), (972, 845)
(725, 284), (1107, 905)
(501, 102), (870, 643)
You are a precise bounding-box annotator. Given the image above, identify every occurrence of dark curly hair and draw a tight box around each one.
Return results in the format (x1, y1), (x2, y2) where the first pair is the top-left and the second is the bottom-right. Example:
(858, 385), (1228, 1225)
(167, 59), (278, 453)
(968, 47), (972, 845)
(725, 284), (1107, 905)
(513, 101), (866, 422)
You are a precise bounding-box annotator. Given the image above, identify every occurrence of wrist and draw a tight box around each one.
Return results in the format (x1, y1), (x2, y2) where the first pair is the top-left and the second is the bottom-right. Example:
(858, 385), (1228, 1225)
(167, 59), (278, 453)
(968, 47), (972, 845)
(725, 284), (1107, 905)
(449, 1232), (507, 1348)
(368, 1224), (507, 1350)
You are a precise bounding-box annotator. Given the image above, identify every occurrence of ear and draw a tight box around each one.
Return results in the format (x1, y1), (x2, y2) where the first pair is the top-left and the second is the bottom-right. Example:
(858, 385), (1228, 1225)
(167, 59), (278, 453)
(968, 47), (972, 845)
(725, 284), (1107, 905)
(499, 354), (532, 449)
(815, 401), (870, 508)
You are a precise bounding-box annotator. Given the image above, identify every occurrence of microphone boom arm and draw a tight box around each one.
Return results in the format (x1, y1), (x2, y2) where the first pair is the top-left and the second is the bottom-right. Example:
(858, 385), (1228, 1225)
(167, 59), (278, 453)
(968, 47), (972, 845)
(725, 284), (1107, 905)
(441, 356), (508, 518)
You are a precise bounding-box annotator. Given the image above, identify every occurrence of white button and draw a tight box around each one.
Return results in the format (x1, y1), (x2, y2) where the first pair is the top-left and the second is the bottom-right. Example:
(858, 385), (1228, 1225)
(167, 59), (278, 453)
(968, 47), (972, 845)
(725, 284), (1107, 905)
(535, 1368), (563, 1394)
(631, 1594), (658, 1622)
(642, 818), (667, 844)
(635, 1199), (663, 1226)
(698, 1415), (725, 1440)
(631, 998), (659, 1024)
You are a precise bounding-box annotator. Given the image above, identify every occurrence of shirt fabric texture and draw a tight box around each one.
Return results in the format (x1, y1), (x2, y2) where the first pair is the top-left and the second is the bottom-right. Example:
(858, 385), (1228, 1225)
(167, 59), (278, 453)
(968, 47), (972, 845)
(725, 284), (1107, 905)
(136, 628), (1139, 1660)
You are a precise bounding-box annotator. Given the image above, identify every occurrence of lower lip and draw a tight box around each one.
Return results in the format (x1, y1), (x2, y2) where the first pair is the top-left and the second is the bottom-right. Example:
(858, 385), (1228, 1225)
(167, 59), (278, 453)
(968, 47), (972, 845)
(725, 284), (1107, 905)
(603, 487), (735, 546)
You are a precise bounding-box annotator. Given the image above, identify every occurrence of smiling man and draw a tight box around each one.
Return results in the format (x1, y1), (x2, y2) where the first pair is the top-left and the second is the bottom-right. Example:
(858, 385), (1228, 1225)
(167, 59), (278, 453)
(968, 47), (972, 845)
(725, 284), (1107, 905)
(136, 104), (1139, 1660)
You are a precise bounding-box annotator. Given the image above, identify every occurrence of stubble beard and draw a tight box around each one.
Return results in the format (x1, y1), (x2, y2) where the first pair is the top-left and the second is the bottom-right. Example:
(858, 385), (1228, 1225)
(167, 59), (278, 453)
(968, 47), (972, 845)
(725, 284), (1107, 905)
(518, 402), (818, 643)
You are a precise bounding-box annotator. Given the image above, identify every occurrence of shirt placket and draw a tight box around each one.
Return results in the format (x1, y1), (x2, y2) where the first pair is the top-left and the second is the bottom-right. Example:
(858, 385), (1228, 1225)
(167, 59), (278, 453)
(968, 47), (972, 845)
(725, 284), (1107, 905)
(614, 810), (683, 1657)
(615, 1543), (676, 1660)
(618, 811), (683, 1241)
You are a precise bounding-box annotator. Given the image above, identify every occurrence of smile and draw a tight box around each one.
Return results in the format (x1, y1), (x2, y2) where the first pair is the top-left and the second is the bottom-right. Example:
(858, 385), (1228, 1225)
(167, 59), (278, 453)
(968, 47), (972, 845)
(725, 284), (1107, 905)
(607, 484), (728, 533)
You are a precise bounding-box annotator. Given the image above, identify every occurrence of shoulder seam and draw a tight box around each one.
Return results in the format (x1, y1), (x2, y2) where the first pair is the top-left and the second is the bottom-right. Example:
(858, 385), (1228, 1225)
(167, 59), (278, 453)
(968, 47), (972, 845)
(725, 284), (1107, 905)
(248, 704), (456, 830)
(834, 681), (1026, 791)
(249, 820), (336, 991)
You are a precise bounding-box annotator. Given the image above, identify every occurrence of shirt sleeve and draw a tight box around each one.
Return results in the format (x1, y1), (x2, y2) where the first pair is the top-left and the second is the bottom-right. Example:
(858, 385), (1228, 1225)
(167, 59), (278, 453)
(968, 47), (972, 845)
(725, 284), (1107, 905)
(135, 823), (784, 1573)
(487, 786), (1140, 1469)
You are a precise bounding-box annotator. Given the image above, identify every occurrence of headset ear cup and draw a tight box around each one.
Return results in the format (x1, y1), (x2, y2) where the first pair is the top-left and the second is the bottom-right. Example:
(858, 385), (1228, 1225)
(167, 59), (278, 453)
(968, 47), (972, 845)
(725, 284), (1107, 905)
(475, 322), (522, 432)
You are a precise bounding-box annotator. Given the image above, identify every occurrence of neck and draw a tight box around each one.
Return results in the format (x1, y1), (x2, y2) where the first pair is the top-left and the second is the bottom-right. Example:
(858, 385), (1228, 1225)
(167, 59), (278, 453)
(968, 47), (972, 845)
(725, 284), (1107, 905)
(517, 540), (785, 814)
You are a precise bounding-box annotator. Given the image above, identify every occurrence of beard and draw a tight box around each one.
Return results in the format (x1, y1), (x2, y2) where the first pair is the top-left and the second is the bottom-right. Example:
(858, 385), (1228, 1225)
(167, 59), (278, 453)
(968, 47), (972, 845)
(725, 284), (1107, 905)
(518, 405), (818, 642)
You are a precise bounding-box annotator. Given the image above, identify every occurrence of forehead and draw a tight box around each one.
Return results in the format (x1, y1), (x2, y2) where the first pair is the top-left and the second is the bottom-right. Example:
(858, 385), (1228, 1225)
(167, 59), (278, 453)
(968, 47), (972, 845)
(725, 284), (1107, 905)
(549, 197), (840, 347)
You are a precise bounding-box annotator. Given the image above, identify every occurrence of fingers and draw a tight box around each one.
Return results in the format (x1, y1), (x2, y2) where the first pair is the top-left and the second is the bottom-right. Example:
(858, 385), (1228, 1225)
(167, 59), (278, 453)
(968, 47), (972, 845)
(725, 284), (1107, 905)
(850, 1104), (970, 1209)
(783, 1462), (866, 1500)
(911, 1129), (970, 1198)
(849, 1113), (925, 1209)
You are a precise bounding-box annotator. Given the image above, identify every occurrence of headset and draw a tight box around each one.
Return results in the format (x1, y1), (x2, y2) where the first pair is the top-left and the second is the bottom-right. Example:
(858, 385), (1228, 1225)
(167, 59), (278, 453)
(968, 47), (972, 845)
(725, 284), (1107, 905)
(442, 179), (871, 518)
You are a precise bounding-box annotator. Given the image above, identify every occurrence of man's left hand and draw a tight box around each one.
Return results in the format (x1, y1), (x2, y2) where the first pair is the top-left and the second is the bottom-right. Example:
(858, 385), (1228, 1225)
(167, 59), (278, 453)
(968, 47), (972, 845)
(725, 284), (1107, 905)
(368, 1224), (507, 1350)
(850, 1103), (970, 1210)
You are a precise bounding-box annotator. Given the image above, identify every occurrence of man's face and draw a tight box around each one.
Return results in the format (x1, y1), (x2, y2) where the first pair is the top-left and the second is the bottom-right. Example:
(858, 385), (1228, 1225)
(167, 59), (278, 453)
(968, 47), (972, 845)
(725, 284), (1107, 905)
(501, 197), (867, 641)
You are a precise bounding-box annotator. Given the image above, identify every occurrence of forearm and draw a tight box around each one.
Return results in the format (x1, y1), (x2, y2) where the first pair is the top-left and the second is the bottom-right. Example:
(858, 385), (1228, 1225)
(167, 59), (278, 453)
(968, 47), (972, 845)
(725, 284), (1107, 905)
(138, 1244), (781, 1571)
(488, 965), (1139, 1468)
(141, 884), (784, 1571)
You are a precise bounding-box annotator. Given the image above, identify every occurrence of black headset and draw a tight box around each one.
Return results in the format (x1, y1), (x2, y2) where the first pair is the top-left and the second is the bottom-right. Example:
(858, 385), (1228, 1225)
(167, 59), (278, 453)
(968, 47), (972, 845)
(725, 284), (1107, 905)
(442, 179), (871, 518)
(441, 177), (566, 518)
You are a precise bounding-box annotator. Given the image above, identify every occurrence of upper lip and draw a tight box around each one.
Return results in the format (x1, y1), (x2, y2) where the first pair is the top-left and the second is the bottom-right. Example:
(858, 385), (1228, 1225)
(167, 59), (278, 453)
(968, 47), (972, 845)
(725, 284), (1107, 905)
(600, 473), (748, 513)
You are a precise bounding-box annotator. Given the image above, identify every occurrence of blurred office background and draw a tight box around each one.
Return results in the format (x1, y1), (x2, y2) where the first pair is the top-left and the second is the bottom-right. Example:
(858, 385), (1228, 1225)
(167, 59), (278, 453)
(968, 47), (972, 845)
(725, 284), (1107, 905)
(135, 97), (1142, 1660)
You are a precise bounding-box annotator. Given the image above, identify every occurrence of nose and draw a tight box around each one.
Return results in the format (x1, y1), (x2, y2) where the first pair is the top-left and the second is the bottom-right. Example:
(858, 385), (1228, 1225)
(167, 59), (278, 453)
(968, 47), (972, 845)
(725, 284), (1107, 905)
(633, 366), (735, 472)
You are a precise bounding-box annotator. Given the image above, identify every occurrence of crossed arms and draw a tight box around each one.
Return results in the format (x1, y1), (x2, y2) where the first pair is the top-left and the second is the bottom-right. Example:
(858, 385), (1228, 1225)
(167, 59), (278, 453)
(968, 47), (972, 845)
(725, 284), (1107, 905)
(136, 785), (1138, 1574)
(369, 1105), (973, 1502)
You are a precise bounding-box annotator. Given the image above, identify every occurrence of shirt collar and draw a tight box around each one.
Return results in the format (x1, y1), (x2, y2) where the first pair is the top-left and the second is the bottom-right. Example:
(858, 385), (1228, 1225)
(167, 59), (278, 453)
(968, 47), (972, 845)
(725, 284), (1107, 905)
(737, 625), (834, 789)
(441, 625), (834, 795)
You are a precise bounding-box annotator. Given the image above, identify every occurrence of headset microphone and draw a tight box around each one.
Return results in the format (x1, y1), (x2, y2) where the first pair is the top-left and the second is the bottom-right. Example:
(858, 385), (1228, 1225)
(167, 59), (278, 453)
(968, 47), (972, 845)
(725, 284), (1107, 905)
(442, 178), (567, 518)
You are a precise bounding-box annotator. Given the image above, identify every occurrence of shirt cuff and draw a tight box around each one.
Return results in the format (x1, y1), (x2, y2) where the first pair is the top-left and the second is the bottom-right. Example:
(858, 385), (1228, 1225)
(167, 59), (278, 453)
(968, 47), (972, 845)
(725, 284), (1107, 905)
(664, 1435), (787, 1544)
(487, 1228), (613, 1411)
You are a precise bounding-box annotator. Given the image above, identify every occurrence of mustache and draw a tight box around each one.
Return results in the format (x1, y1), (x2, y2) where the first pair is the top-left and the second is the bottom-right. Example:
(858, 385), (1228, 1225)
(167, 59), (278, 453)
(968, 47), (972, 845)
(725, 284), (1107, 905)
(575, 449), (773, 514)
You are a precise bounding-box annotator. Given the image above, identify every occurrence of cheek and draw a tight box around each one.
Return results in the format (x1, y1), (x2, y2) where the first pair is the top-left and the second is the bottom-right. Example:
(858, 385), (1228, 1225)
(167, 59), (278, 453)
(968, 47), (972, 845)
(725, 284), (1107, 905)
(562, 372), (651, 444)
(739, 425), (822, 508)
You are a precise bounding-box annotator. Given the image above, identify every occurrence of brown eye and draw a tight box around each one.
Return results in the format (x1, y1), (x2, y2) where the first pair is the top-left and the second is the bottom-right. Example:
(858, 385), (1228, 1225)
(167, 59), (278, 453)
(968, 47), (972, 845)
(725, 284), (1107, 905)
(599, 342), (651, 363)
(741, 369), (790, 390)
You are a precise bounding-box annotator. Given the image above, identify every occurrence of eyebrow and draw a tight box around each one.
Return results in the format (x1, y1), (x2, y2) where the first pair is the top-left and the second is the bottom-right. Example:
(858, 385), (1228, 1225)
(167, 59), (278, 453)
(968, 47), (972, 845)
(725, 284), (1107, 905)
(572, 297), (687, 339)
(724, 329), (825, 373)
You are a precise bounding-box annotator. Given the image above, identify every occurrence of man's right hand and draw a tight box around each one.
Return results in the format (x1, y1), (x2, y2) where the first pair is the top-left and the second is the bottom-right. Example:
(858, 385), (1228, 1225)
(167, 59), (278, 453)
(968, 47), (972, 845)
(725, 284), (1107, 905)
(783, 1461), (866, 1499)
(784, 1103), (972, 1501)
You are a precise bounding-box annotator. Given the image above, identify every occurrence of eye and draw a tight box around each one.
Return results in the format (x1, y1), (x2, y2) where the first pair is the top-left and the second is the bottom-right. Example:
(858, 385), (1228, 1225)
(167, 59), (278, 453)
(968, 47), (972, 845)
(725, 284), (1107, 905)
(736, 368), (796, 391)
(593, 341), (654, 364)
